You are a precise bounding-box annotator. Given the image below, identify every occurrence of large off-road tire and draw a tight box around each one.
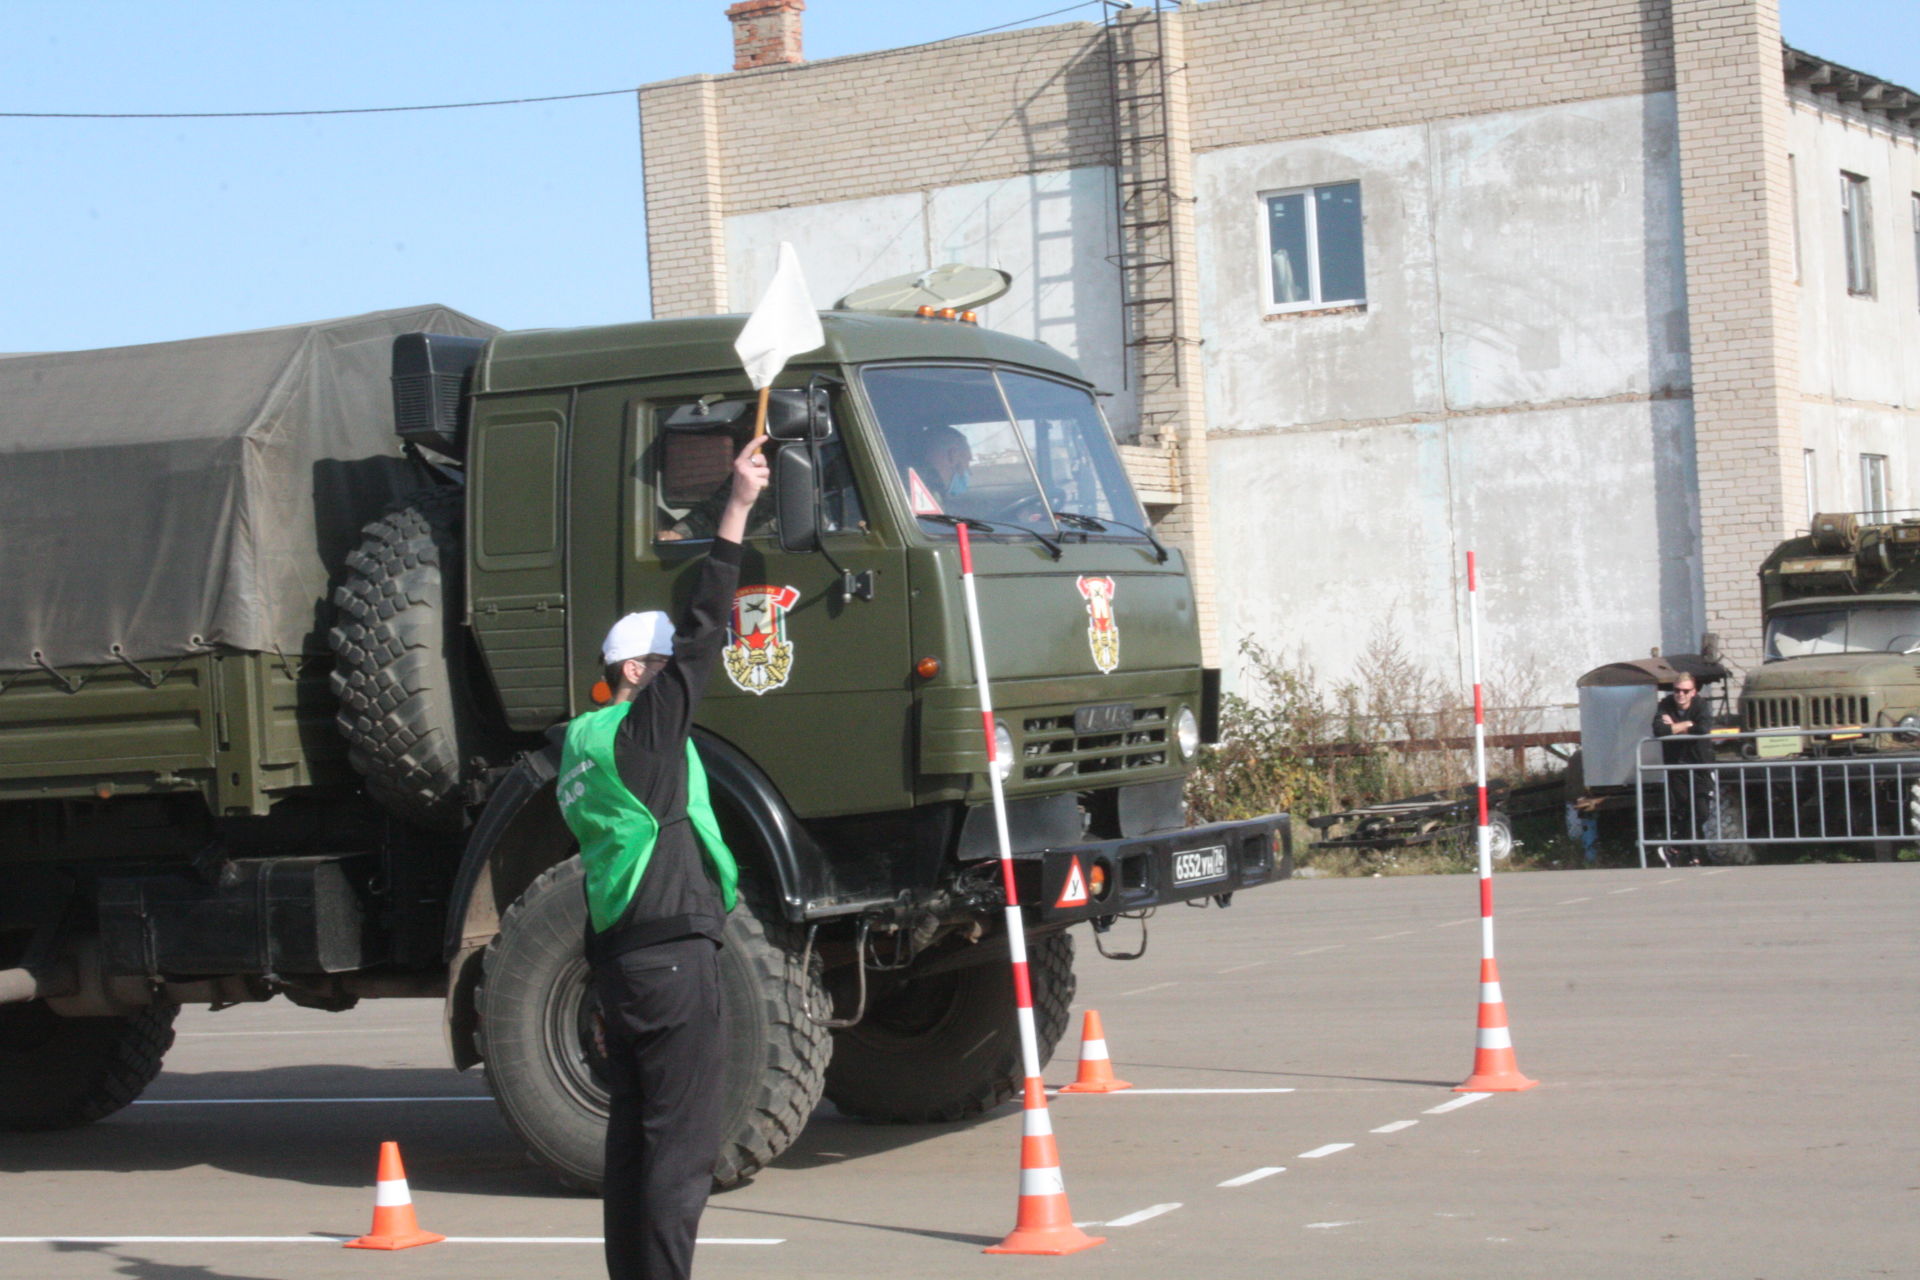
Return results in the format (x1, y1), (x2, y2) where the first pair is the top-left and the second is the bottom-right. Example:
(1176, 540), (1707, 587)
(0, 1000), (177, 1131)
(823, 929), (1076, 1123)
(1701, 783), (1755, 866)
(328, 486), (480, 832)
(476, 857), (830, 1192)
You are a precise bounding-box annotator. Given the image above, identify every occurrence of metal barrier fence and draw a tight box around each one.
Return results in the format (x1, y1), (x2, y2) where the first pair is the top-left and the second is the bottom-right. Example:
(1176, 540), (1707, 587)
(1635, 729), (1920, 868)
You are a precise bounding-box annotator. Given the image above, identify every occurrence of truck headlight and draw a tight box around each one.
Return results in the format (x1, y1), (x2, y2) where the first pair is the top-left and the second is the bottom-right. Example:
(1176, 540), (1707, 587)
(1898, 714), (1920, 743)
(993, 719), (1015, 782)
(1176, 706), (1201, 759)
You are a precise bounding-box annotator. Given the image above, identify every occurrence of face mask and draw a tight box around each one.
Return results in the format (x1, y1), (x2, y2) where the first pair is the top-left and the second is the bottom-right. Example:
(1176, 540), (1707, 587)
(947, 471), (969, 496)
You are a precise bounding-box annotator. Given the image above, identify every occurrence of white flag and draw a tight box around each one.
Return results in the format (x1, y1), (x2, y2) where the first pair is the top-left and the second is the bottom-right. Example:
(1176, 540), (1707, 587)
(734, 242), (824, 390)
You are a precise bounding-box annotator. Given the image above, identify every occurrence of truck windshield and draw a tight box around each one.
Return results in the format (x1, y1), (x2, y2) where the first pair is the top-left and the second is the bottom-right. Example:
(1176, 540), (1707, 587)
(1765, 605), (1920, 659)
(861, 365), (1146, 539)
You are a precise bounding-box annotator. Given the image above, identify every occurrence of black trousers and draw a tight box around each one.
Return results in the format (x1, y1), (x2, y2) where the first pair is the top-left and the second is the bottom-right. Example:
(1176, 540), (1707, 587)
(593, 936), (724, 1280)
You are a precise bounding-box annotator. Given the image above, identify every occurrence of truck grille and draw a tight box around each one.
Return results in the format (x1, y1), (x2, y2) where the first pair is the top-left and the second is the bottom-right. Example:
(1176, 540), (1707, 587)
(1020, 705), (1168, 781)
(1743, 694), (1872, 730)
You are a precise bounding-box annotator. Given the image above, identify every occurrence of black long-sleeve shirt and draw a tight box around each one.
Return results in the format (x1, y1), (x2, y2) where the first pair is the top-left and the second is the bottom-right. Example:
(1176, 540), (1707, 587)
(589, 537), (741, 962)
(1652, 693), (1717, 765)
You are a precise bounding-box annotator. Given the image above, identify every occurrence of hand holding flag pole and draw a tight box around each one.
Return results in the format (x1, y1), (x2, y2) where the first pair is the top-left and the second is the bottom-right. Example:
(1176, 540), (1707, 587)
(733, 241), (825, 457)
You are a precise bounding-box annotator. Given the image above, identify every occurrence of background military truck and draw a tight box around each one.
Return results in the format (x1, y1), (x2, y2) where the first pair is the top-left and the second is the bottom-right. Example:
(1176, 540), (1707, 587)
(1723, 510), (1920, 852)
(0, 303), (1288, 1189)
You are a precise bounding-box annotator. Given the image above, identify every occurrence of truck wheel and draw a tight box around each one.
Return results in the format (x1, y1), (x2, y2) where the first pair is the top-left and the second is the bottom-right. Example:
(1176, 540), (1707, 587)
(1701, 785), (1754, 866)
(477, 858), (830, 1192)
(329, 486), (486, 832)
(823, 929), (1076, 1124)
(0, 1000), (177, 1131)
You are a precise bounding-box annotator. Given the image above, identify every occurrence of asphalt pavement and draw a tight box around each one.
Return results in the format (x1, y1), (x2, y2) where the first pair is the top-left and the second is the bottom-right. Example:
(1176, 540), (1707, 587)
(3, 862), (1915, 1279)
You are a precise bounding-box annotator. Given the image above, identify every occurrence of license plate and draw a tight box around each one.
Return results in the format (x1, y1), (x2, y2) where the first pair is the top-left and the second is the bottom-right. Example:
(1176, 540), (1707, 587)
(1172, 844), (1229, 886)
(1074, 702), (1135, 734)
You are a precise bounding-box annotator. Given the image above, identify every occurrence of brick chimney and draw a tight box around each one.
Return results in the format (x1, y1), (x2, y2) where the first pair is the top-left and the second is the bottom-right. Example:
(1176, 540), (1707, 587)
(727, 0), (804, 71)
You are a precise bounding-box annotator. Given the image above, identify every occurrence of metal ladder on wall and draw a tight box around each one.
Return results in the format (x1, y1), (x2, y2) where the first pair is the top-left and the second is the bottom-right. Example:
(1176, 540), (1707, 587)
(1103, 0), (1183, 446)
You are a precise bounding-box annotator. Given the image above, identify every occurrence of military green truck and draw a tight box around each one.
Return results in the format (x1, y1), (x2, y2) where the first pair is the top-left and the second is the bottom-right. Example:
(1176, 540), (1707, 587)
(1722, 510), (1920, 851)
(0, 303), (1288, 1188)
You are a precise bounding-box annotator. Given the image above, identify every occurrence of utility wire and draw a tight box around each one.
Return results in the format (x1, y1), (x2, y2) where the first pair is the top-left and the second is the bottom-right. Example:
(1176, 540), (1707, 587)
(0, 2), (1109, 120)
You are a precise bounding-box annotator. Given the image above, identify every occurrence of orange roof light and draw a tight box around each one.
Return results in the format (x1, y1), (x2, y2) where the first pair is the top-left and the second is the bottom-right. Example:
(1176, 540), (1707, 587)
(938, 307), (957, 320)
(917, 305), (936, 317)
(960, 310), (978, 324)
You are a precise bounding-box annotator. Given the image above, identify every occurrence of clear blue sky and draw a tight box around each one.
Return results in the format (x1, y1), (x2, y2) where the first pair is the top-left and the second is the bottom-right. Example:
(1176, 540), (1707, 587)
(1, 0), (1911, 353)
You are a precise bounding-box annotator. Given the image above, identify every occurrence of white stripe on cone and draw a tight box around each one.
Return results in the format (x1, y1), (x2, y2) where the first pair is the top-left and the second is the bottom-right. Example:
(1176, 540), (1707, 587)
(1023, 1106), (1054, 1137)
(1481, 982), (1504, 1003)
(1080, 1038), (1110, 1060)
(1476, 1025), (1514, 1050)
(373, 1179), (412, 1208)
(1020, 1166), (1067, 1198)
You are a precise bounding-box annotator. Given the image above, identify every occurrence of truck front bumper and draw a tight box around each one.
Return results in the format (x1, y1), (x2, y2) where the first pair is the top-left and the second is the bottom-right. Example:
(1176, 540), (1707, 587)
(1016, 814), (1290, 926)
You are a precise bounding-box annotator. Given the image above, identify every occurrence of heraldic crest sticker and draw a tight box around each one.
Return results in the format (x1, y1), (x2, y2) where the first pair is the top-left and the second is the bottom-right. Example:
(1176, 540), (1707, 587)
(1076, 575), (1119, 674)
(725, 584), (801, 695)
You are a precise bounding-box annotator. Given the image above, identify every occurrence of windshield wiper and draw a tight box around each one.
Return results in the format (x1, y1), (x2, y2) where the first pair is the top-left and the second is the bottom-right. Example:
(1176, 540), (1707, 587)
(1051, 510), (1169, 563)
(919, 513), (1061, 560)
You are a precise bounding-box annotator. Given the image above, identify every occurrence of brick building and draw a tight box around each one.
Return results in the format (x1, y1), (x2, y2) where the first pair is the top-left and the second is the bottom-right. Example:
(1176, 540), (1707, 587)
(638, 0), (1919, 699)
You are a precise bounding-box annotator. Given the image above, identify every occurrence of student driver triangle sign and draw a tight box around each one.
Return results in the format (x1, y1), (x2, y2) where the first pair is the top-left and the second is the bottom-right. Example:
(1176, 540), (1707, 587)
(1055, 856), (1090, 909)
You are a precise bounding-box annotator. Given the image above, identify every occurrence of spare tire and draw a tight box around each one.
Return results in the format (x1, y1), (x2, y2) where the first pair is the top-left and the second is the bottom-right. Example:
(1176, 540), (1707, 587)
(329, 486), (485, 831)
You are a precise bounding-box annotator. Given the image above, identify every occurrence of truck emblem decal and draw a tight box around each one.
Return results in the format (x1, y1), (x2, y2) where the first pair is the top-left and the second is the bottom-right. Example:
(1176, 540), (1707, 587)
(1076, 575), (1119, 674)
(724, 584), (801, 695)
(1055, 856), (1090, 908)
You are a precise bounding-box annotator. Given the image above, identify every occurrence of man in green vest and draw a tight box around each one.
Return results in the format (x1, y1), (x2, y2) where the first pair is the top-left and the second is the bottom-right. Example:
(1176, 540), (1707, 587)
(559, 431), (766, 1280)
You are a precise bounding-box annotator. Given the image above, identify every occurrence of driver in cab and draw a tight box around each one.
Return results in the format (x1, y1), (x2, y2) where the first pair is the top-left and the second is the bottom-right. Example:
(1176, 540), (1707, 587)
(900, 424), (973, 509)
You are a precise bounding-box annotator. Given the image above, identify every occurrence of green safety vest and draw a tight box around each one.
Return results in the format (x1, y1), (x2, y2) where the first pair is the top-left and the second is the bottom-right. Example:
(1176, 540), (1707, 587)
(557, 701), (738, 934)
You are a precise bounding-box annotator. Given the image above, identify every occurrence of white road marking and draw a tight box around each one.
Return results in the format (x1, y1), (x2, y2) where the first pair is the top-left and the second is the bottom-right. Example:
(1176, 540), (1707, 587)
(1105, 1203), (1181, 1227)
(136, 1097), (489, 1106)
(1052, 1087), (1295, 1095)
(1435, 918), (1475, 927)
(1217, 1167), (1285, 1187)
(1298, 1143), (1353, 1159)
(1305, 1221), (1361, 1230)
(1116, 981), (1177, 997)
(0, 1237), (781, 1246)
(175, 1027), (424, 1039)
(1425, 1092), (1491, 1114)
(1557, 897), (1591, 905)
(1370, 1120), (1418, 1134)
(1215, 960), (1269, 974)
(1369, 931), (1413, 940)
(1703, 868), (1733, 876)
(1294, 944), (1343, 955)
(1657, 877), (1683, 884)
(1608, 887), (1640, 894)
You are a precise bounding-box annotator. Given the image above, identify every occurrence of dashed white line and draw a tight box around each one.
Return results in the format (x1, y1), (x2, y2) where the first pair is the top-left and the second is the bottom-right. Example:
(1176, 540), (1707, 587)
(1425, 1092), (1491, 1114)
(0, 1237), (781, 1246)
(1608, 886), (1640, 894)
(1703, 868), (1733, 876)
(1215, 960), (1270, 974)
(1305, 1221), (1361, 1230)
(1105, 1203), (1182, 1228)
(1298, 1143), (1354, 1159)
(1217, 1167), (1285, 1188)
(1557, 897), (1591, 905)
(1656, 877), (1683, 884)
(1369, 931), (1413, 940)
(1115, 981), (1177, 997)
(1435, 918), (1475, 927)
(1294, 944), (1343, 955)
(1370, 1120), (1418, 1134)
(136, 1097), (487, 1106)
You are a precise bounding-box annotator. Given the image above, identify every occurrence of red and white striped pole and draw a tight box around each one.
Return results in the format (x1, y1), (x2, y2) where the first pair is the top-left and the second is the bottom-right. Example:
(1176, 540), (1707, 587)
(1455, 552), (1538, 1093)
(954, 524), (1104, 1256)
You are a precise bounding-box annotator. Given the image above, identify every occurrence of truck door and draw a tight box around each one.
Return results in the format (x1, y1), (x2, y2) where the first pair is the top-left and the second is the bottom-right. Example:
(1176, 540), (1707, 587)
(567, 379), (912, 820)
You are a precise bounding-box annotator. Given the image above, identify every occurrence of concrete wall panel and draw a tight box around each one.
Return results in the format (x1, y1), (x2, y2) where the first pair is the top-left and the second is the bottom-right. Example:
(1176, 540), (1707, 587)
(724, 192), (927, 315)
(1434, 93), (1690, 409)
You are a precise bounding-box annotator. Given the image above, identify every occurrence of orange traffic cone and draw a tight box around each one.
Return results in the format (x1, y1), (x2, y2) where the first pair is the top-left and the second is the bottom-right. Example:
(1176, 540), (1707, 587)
(344, 1141), (446, 1250)
(1455, 958), (1538, 1093)
(984, 1079), (1105, 1255)
(1059, 1010), (1132, 1094)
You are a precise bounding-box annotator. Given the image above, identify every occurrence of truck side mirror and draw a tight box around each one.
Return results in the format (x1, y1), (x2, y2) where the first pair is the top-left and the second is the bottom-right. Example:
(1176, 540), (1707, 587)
(764, 387), (833, 442)
(775, 446), (822, 553)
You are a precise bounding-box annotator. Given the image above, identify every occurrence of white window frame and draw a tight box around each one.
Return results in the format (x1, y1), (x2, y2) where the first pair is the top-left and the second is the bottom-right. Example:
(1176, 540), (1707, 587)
(1860, 452), (1890, 521)
(1260, 182), (1366, 314)
(1911, 191), (1919, 310)
(1803, 448), (1818, 522)
(1841, 171), (1875, 298)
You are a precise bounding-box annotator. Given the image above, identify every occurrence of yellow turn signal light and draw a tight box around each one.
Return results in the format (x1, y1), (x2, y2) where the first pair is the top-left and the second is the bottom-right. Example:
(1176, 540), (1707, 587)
(915, 656), (942, 680)
(1087, 862), (1108, 899)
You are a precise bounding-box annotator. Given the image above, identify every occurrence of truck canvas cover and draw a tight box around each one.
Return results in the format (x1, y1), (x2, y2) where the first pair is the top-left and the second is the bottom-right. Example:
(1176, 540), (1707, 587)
(0, 306), (497, 671)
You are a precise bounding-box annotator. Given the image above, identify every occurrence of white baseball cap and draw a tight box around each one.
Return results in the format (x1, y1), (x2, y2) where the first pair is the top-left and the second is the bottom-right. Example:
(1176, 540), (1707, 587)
(601, 611), (676, 665)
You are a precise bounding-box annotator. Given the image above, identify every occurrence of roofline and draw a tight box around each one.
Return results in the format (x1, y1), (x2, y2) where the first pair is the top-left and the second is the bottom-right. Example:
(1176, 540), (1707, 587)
(1783, 45), (1920, 132)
